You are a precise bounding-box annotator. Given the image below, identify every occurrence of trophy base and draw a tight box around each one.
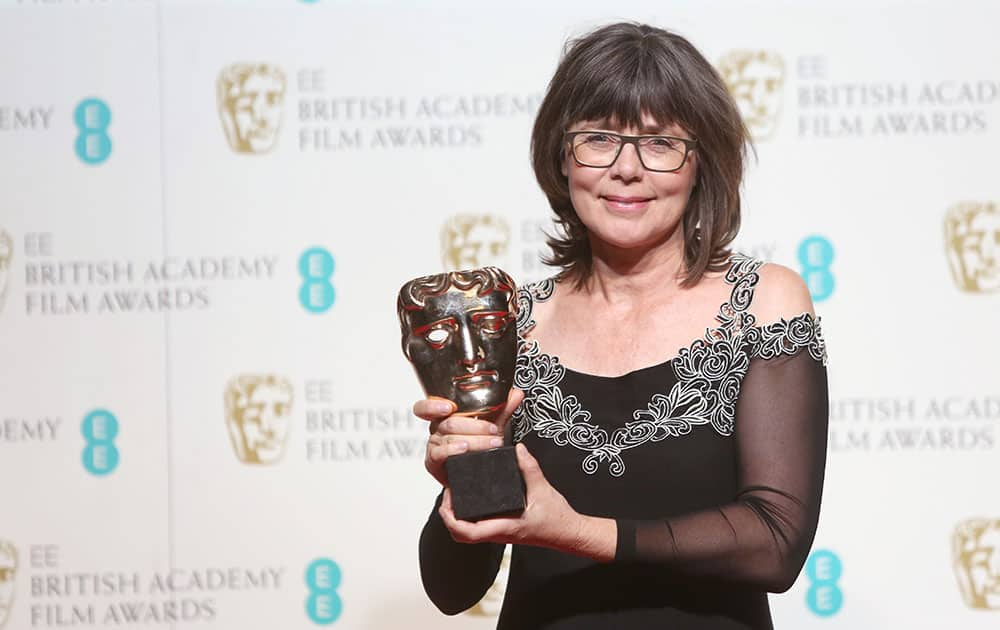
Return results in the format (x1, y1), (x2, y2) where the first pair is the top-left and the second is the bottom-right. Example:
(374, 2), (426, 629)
(445, 446), (526, 522)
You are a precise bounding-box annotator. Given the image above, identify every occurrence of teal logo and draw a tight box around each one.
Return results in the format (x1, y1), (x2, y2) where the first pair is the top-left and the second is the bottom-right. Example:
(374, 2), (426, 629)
(81, 409), (120, 475)
(73, 98), (112, 165)
(806, 549), (843, 616)
(299, 247), (335, 313)
(797, 235), (835, 302)
(305, 557), (342, 624)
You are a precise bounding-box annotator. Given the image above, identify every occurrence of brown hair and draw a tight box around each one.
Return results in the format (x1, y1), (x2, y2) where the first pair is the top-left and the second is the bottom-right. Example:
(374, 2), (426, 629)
(531, 22), (751, 287)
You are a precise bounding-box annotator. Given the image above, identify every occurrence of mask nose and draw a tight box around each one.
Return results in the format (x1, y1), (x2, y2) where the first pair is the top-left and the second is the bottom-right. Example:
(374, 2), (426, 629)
(458, 322), (485, 369)
(982, 230), (1000, 262)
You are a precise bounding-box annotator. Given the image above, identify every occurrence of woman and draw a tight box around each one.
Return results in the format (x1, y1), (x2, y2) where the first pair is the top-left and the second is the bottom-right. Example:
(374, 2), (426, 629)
(416, 22), (828, 629)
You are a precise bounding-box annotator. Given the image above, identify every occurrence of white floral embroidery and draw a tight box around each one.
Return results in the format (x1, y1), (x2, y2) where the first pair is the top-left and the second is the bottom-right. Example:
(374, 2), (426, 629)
(512, 254), (827, 477)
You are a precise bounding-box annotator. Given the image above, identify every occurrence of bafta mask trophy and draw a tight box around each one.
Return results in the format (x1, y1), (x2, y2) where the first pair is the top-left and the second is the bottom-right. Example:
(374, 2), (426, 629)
(398, 267), (525, 521)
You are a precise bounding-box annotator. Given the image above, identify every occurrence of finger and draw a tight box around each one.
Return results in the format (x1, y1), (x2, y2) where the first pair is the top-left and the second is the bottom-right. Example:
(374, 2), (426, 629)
(439, 489), (471, 537)
(436, 416), (501, 437)
(516, 442), (546, 485)
(413, 397), (457, 421)
(426, 441), (469, 467)
(494, 387), (526, 430)
(506, 388), (526, 416)
(440, 489), (512, 544)
(439, 434), (505, 452)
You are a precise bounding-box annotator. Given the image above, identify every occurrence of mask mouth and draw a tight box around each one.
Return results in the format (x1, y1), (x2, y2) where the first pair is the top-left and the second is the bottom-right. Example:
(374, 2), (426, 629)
(248, 127), (275, 140)
(453, 370), (499, 391)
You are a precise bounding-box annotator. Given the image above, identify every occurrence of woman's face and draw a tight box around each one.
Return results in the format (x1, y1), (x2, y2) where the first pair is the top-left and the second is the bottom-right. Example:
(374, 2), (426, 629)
(562, 113), (698, 255)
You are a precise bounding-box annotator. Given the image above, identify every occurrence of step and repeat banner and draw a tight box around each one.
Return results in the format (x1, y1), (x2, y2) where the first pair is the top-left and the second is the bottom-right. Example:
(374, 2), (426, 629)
(1, 0), (998, 628)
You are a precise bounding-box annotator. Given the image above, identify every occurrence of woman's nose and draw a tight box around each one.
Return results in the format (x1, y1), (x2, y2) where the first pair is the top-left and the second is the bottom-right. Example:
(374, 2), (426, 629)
(610, 141), (643, 180)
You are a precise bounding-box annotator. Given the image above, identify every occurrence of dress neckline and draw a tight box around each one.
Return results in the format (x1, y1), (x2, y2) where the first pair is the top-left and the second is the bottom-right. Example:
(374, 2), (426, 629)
(515, 253), (767, 380)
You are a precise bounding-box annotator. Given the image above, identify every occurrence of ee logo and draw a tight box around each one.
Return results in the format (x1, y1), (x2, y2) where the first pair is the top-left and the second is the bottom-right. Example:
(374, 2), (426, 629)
(82, 409), (120, 476)
(806, 549), (843, 617)
(299, 247), (336, 313)
(798, 235), (835, 302)
(305, 558), (342, 625)
(74, 98), (112, 165)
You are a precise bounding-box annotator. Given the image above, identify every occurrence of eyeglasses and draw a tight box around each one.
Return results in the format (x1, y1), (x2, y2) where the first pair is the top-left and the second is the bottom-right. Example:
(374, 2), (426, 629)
(564, 130), (697, 173)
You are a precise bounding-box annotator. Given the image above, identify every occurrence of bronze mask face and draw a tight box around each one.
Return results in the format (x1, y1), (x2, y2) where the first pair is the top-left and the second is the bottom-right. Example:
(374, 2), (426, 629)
(398, 267), (517, 421)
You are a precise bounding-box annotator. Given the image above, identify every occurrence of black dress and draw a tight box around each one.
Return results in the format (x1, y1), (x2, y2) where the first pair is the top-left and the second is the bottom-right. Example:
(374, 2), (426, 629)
(419, 255), (829, 629)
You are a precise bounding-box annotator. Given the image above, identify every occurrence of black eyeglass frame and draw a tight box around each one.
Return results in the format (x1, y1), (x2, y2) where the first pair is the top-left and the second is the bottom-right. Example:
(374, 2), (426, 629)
(563, 130), (698, 173)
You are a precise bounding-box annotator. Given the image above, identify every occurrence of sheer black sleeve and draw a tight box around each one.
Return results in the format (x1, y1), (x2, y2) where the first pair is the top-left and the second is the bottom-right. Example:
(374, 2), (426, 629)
(418, 491), (505, 614)
(615, 343), (829, 592)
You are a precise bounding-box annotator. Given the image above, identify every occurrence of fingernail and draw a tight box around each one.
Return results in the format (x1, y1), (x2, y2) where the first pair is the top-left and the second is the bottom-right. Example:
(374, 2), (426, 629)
(452, 442), (468, 453)
(488, 424), (499, 434)
(490, 437), (504, 448)
(431, 400), (454, 414)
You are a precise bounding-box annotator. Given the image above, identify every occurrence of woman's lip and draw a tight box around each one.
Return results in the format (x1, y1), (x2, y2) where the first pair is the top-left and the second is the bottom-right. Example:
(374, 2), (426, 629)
(604, 195), (653, 202)
(602, 195), (652, 211)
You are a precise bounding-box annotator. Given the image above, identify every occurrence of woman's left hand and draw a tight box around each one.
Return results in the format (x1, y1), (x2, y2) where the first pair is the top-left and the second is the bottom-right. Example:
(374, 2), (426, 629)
(439, 443), (593, 554)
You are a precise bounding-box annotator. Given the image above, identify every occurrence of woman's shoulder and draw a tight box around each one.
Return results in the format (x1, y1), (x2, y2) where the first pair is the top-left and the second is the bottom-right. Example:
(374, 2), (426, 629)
(725, 255), (815, 325)
(726, 255), (828, 364)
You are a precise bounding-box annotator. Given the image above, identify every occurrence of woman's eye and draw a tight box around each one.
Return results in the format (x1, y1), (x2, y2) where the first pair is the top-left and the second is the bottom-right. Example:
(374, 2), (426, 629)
(644, 137), (677, 152)
(583, 133), (616, 146)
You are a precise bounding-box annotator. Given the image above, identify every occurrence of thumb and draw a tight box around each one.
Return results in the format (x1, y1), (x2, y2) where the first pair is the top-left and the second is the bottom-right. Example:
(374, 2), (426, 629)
(515, 442), (545, 485)
(497, 387), (525, 427)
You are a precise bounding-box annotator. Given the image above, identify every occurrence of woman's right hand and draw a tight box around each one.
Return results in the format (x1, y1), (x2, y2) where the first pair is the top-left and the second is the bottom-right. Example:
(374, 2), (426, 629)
(414, 388), (525, 486)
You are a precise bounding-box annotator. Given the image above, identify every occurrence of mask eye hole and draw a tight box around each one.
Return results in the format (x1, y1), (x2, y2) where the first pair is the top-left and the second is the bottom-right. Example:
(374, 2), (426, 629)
(969, 549), (991, 568)
(425, 328), (451, 347)
(478, 315), (507, 334)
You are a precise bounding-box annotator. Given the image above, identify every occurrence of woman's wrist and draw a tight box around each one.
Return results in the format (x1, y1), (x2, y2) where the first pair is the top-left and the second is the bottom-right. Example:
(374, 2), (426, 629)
(561, 513), (617, 562)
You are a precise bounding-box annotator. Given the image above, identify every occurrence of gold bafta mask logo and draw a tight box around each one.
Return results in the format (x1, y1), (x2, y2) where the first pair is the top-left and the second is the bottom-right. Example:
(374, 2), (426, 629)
(467, 547), (511, 617)
(0, 540), (17, 630)
(224, 374), (294, 465)
(953, 518), (1000, 609)
(440, 214), (510, 271)
(718, 50), (785, 141)
(0, 230), (11, 314)
(944, 202), (1000, 293)
(217, 63), (286, 154)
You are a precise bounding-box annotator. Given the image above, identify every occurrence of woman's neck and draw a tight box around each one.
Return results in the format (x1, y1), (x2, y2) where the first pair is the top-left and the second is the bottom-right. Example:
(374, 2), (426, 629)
(581, 231), (687, 306)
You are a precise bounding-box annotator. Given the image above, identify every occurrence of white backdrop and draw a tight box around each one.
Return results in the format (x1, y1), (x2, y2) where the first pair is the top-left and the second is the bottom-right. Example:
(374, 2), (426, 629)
(1, 0), (998, 628)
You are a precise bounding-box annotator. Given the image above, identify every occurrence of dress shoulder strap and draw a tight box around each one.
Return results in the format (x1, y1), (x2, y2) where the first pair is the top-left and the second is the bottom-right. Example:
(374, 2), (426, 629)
(714, 253), (766, 334)
(515, 278), (555, 335)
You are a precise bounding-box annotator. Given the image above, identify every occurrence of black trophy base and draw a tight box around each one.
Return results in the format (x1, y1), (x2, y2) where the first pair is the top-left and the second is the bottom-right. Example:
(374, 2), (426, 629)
(445, 446), (526, 522)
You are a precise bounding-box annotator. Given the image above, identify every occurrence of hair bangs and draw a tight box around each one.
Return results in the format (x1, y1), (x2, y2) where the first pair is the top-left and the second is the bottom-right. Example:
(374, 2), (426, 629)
(562, 46), (692, 134)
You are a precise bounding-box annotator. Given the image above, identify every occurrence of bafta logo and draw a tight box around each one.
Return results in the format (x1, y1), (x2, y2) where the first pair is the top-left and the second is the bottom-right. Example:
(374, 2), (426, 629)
(944, 202), (1000, 293)
(0, 540), (17, 630)
(467, 547), (511, 617)
(224, 374), (293, 465)
(0, 230), (11, 314)
(217, 63), (286, 154)
(718, 50), (785, 141)
(953, 518), (1000, 609)
(440, 214), (510, 271)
